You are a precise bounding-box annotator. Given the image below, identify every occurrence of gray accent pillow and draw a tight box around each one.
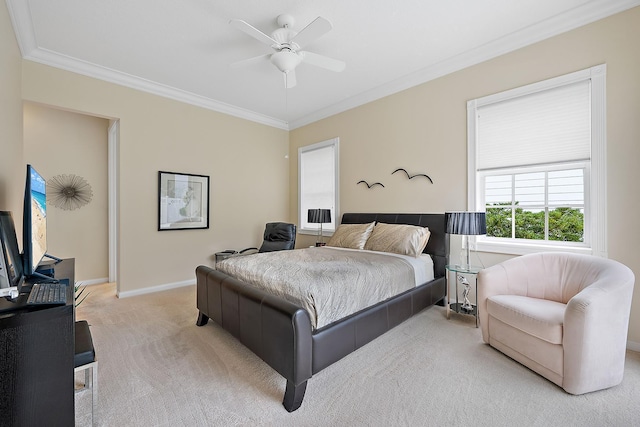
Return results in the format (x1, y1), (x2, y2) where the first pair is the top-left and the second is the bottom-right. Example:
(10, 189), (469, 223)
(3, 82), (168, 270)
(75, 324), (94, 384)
(363, 223), (431, 257)
(326, 222), (376, 250)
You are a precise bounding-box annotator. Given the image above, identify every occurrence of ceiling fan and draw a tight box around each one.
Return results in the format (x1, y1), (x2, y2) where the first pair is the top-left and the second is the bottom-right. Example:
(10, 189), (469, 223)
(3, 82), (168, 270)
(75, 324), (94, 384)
(230, 14), (346, 88)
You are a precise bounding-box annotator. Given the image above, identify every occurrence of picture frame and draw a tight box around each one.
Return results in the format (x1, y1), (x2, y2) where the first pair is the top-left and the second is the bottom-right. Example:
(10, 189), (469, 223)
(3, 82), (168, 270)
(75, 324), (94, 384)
(158, 171), (209, 231)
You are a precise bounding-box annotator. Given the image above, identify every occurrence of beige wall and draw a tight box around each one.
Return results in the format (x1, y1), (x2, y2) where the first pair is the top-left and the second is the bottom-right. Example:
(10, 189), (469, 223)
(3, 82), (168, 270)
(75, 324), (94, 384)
(290, 7), (640, 345)
(23, 103), (109, 283)
(21, 63), (290, 294)
(0, 2), (23, 214)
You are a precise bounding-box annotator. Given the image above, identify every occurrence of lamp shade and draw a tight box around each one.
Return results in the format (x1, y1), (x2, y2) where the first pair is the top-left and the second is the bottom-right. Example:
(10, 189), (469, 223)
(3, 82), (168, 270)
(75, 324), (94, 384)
(308, 209), (331, 224)
(445, 212), (487, 235)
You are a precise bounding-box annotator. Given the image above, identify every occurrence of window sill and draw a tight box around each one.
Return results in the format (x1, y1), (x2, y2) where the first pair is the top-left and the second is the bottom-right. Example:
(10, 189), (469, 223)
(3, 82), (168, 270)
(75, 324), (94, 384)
(299, 228), (335, 236)
(476, 240), (593, 257)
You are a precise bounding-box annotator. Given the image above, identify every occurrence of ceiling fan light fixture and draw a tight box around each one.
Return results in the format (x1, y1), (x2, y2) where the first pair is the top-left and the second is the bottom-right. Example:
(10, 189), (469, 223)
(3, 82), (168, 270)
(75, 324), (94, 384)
(270, 49), (302, 73)
(231, 14), (343, 88)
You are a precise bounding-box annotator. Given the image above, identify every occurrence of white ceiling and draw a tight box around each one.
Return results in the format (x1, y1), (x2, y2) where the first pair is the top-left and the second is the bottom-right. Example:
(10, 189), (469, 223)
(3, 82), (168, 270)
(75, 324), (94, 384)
(6, 0), (639, 130)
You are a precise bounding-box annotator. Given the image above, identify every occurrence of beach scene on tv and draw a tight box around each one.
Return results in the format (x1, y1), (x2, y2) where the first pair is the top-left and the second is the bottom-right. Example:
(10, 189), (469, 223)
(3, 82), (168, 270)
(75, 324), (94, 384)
(30, 171), (47, 266)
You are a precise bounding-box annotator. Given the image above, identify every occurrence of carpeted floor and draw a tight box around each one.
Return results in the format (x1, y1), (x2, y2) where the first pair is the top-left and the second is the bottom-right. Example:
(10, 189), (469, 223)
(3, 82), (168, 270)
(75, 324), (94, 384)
(75, 282), (640, 426)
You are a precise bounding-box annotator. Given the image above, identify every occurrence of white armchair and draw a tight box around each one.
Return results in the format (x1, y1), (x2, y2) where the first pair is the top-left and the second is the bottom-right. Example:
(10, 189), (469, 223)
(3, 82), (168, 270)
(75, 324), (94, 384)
(477, 252), (635, 394)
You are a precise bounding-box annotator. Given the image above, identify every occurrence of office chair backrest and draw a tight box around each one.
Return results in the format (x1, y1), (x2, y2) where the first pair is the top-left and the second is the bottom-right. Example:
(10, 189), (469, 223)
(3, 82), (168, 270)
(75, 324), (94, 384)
(259, 222), (297, 252)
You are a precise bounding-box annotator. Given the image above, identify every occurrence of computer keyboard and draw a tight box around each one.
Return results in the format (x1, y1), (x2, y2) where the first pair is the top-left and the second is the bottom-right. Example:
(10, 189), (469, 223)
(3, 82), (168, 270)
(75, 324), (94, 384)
(26, 282), (67, 305)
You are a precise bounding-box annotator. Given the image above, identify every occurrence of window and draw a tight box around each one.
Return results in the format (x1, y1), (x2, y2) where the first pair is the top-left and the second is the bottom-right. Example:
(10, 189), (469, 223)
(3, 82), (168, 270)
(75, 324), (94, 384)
(299, 138), (339, 234)
(468, 65), (606, 256)
(482, 166), (587, 242)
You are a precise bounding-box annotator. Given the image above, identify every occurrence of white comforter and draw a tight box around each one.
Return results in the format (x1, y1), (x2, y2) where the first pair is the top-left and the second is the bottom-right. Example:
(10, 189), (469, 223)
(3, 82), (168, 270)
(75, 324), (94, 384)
(216, 247), (434, 330)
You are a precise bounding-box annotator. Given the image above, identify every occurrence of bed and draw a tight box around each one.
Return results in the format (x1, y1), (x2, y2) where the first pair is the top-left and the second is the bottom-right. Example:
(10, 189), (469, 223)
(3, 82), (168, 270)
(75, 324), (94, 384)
(195, 213), (449, 411)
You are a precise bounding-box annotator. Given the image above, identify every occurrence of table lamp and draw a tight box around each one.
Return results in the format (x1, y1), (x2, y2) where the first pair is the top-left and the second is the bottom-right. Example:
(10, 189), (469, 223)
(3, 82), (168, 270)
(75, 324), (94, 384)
(308, 209), (331, 246)
(445, 212), (487, 270)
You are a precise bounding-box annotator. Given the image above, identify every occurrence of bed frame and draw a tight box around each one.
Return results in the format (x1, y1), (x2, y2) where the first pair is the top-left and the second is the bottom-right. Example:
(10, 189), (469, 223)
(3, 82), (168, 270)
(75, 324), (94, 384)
(195, 213), (449, 411)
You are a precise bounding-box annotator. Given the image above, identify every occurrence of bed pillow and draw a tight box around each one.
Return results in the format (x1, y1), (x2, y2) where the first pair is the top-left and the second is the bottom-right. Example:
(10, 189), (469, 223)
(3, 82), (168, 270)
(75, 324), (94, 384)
(363, 223), (430, 257)
(326, 222), (376, 250)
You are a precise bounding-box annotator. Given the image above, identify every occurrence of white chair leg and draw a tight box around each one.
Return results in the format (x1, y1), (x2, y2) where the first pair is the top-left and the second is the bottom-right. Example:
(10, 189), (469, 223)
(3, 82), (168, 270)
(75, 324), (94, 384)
(85, 366), (91, 388)
(75, 361), (98, 426)
(92, 361), (98, 425)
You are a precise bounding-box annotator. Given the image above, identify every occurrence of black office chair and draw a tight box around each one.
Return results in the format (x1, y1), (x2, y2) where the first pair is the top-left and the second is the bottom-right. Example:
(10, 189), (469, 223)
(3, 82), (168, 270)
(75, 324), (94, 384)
(254, 222), (297, 252)
(215, 222), (297, 263)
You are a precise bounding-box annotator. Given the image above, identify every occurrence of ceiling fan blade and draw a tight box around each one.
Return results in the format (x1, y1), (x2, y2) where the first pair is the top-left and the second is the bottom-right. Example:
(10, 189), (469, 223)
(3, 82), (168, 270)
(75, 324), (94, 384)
(290, 17), (332, 48)
(230, 19), (279, 47)
(230, 53), (271, 69)
(284, 70), (297, 88)
(300, 51), (346, 72)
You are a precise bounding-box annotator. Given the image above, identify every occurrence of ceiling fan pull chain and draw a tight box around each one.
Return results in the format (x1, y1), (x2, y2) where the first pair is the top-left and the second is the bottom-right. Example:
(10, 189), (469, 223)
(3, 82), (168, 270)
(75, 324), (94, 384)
(285, 80), (289, 117)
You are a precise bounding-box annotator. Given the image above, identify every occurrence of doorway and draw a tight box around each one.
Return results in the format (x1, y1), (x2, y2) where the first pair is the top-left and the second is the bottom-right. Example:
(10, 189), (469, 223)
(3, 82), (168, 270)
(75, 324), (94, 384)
(23, 103), (118, 288)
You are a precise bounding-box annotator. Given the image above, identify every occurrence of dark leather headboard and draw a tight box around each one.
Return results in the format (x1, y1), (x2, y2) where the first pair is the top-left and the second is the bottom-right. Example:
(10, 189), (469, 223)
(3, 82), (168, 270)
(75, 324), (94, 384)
(340, 213), (449, 278)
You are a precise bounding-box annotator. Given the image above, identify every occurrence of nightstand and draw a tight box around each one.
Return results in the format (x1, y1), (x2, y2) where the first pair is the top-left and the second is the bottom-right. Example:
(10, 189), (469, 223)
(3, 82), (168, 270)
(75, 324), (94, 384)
(445, 264), (482, 327)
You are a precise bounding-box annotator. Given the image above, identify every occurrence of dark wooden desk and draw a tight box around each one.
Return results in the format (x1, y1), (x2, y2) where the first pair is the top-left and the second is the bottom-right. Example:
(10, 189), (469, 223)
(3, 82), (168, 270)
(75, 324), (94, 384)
(0, 258), (75, 426)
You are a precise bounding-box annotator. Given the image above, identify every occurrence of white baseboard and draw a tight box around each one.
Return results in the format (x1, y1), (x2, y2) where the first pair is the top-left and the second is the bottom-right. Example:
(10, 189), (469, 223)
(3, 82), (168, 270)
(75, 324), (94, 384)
(628, 340), (640, 352)
(117, 279), (195, 298)
(76, 277), (109, 286)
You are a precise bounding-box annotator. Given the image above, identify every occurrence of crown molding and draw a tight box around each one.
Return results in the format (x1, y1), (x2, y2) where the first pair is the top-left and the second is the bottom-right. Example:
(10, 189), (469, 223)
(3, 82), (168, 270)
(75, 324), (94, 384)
(288, 0), (640, 129)
(6, 1), (288, 130)
(5, 0), (37, 55)
(23, 47), (290, 130)
(7, 0), (640, 131)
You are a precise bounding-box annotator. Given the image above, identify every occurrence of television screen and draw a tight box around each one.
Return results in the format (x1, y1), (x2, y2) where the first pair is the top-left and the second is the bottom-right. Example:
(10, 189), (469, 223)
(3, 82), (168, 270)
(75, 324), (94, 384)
(0, 211), (24, 289)
(23, 164), (48, 276)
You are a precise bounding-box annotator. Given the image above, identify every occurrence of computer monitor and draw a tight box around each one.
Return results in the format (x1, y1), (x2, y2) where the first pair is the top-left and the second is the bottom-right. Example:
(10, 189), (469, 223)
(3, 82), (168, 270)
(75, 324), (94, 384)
(0, 211), (24, 290)
(23, 164), (60, 281)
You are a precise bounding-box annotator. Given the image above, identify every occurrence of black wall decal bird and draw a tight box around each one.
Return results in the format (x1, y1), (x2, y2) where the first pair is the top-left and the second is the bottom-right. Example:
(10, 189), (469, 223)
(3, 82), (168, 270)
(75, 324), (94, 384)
(357, 180), (385, 188)
(391, 168), (433, 184)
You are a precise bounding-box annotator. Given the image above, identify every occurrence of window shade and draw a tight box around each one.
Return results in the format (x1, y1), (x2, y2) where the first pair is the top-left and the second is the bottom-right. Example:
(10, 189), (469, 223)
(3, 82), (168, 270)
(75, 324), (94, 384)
(477, 80), (591, 171)
(300, 144), (336, 229)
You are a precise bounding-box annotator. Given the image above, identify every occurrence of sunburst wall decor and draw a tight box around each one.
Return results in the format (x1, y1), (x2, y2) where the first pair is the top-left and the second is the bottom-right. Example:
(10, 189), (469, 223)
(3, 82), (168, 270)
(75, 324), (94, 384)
(47, 174), (93, 211)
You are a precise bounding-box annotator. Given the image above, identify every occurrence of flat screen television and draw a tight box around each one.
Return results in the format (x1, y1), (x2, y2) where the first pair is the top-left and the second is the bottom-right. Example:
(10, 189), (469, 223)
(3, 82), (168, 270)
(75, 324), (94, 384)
(0, 211), (24, 291)
(23, 164), (60, 281)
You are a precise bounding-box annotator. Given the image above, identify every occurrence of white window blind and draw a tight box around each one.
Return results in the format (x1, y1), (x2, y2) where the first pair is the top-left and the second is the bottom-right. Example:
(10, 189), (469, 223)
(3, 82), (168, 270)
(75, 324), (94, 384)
(477, 80), (591, 171)
(299, 138), (339, 232)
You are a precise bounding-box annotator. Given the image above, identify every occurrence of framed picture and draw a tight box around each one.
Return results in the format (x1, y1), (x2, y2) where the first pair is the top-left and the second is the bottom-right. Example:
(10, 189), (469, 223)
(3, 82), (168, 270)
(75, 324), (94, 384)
(158, 171), (209, 231)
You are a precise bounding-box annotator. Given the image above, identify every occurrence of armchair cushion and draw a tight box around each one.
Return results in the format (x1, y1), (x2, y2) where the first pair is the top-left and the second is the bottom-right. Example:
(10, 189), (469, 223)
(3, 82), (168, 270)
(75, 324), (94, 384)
(487, 295), (564, 344)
